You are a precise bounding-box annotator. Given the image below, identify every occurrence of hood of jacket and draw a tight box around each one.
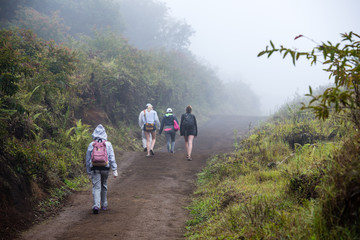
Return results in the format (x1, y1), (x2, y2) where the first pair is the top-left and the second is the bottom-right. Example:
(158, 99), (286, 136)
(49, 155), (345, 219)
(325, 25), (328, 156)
(92, 124), (107, 140)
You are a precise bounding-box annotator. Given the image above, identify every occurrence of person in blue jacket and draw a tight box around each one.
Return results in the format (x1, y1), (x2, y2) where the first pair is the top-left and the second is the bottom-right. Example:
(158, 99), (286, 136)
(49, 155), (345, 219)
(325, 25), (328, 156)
(86, 124), (118, 214)
(159, 108), (179, 153)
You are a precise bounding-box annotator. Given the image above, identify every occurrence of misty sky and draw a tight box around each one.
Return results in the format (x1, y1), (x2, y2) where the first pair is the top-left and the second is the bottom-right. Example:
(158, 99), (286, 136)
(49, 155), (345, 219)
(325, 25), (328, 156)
(164, 0), (360, 114)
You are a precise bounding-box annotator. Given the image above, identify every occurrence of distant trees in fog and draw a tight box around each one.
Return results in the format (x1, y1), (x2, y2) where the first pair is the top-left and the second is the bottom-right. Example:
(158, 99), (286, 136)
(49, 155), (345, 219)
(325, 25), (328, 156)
(0, 0), (262, 117)
(221, 81), (261, 115)
(0, 0), (194, 50)
(120, 0), (194, 50)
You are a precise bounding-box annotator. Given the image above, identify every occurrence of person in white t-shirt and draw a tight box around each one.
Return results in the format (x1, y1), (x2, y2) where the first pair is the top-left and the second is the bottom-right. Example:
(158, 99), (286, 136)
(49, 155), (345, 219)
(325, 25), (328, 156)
(138, 103), (153, 152)
(142, 104), (160, 157)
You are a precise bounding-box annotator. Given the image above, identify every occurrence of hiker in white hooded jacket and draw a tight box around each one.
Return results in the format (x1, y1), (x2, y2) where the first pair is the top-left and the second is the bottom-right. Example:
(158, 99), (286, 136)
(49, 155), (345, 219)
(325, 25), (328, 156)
(138, 103), (152, 152)
(142, 104), (160, 157)
(86, 124), (118, 214)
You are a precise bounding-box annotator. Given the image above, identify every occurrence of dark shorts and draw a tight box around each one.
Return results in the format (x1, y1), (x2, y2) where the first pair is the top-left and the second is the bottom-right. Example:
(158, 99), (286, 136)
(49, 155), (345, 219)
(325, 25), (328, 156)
(184, 127), (196, 137)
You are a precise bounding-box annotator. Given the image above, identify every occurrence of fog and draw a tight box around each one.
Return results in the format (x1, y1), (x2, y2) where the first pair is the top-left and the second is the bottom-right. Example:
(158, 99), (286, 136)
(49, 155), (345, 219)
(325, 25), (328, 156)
(2, 0), (359, 116)
(164, 0), (360, 114)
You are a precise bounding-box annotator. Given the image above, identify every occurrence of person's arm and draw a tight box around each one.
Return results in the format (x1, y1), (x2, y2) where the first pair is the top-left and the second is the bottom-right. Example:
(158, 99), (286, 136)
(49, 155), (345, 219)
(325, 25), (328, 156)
(180, 114), (184, 136)
(138, 111), (143, 128)
(159, 116), (165, 134)
(193, 115), (198, 136)
(85, 142), (93, 176)
(155, 111), (160, 128)
(106, 142), (118, 178)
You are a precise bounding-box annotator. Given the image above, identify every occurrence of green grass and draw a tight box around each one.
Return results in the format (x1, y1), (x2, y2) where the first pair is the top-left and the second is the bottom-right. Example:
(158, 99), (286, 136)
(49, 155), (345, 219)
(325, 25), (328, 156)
(186, 105), (359, 239)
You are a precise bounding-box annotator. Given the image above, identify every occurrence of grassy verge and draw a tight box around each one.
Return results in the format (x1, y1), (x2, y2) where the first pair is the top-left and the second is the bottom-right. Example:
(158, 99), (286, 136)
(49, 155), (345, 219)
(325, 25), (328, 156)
(185, 105), (359, 239)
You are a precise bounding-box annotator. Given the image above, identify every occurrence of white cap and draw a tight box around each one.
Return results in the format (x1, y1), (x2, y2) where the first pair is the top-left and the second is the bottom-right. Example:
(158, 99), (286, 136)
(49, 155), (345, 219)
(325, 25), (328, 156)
(146, 103), (152, 108)
(166, 108), (173, 113)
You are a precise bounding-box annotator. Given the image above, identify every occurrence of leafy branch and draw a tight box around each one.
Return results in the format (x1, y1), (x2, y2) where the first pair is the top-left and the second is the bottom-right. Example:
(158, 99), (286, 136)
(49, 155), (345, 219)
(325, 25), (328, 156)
(258, 32), (360, 126)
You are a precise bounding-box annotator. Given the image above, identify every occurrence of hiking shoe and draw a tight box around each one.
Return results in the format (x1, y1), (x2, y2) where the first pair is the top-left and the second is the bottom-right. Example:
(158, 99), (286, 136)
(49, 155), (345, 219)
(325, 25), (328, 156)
(146, 154), (151, 158)
(150, 149), (154, 155)
(101, 206), (107, 211)
(187, 157), (192, 161)
(93, 207), (99, 214)
(143, 147), (147, 152)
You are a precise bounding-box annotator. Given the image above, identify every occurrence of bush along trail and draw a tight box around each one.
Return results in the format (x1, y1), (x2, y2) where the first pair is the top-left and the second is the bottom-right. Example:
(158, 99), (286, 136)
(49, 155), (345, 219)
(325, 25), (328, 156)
(18, 116), (263, 240)
(185, 105), (360, 239)
(185, 32), (360, 239)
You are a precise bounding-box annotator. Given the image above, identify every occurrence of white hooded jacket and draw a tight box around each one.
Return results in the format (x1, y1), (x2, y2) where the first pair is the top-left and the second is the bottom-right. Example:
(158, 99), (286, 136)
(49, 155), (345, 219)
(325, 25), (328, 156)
(85, 124), (117, 175)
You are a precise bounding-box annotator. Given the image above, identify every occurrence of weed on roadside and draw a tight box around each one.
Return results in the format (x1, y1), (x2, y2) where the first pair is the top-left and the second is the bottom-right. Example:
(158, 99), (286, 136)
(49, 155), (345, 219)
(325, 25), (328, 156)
(185, 105), (354, 239)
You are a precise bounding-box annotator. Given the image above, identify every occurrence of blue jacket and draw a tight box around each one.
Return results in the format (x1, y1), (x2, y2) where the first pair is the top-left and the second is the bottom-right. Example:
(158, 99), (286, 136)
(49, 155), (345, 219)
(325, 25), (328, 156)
(159, 113), (179, 134)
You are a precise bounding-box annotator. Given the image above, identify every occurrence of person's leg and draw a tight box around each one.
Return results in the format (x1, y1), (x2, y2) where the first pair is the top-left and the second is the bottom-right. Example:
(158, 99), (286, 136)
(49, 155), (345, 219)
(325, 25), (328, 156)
(187, 135), (195, 159)
(92, 170), (101, 213)
(150, 131), (156, 154)
(145, 131), (151, 156)
(100, 170), (109, 209)
(149, 132), (152, 149)
(165, 131), (171, 152)
(184, 136), (189, 157)
(142, 130), (147, 151)
(170, 131), (176, 153)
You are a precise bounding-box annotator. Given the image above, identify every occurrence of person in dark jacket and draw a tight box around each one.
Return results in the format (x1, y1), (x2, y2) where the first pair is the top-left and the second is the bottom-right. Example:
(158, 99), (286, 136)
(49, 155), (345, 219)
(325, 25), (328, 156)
(159, 108), (179, 153)
(180, 105), (197, 161)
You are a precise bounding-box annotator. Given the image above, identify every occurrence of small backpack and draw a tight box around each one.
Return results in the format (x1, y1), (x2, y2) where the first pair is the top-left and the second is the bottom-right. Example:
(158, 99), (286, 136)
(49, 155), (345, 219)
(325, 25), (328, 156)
(182, 113), (195, 129)
(173, 119), (179, 131)
(91, 140), (109, 166)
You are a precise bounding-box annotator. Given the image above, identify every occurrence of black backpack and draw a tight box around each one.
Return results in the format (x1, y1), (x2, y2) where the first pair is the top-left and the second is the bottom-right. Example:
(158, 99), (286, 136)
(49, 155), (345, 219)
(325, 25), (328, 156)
(182, 113), (195, 129)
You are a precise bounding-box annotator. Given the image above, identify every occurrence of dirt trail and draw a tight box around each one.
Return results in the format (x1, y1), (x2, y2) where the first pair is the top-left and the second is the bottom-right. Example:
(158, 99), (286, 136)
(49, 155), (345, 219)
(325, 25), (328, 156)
(18, 116), (264, 240)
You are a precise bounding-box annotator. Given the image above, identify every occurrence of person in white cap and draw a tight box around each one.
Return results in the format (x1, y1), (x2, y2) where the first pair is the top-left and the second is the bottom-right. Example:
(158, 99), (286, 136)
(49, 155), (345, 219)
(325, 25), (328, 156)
(159, 108), (179, 153)
(138, 103), (152, 152)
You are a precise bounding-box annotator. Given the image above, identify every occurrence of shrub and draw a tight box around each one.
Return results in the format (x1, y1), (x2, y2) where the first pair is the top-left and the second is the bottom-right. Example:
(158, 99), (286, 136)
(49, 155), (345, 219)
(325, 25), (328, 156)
(314, 134), (360, 239)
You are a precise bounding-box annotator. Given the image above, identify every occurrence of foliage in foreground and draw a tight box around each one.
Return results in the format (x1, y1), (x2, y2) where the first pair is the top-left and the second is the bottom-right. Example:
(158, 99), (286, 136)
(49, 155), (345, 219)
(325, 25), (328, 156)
(186, 105), (360, 239)
(259, 32), (360, 126)
(0, 28), (140, 238)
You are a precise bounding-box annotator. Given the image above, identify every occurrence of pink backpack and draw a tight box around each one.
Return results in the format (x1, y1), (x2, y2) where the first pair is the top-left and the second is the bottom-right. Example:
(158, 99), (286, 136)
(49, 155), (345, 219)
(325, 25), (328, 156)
(91, 140), (109, 166)
(173, 120), (179, 131)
